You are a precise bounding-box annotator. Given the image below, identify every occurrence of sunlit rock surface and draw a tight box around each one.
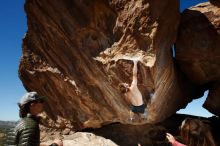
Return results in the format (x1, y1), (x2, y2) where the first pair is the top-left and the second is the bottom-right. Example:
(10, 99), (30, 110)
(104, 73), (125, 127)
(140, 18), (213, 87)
(41, 132), (118, 146)
(19, 0), (202, 130)
(176, 2), (220, 116)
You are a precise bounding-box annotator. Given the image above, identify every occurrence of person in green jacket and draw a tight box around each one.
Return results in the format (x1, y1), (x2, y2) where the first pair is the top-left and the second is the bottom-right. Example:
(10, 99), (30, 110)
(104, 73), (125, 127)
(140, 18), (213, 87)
(7, 91), (63, 146)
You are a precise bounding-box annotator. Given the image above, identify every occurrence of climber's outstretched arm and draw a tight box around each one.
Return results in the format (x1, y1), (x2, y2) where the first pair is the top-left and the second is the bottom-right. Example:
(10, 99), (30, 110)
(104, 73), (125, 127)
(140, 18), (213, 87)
(131, 60), (138, 86)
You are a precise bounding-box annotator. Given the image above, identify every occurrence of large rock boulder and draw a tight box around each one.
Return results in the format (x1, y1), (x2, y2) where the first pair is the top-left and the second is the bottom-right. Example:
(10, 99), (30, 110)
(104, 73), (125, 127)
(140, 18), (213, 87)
(19, 0), (196, 130)
(41, 132), (118, 146)
(176, 2), (220, 116)
(40, 114), (220, 146)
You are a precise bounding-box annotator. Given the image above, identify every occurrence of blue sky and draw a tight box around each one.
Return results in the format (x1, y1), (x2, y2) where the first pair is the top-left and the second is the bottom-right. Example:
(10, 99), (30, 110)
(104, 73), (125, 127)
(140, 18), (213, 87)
(0, 0), (26, 121)
(0, 0), (211, 121)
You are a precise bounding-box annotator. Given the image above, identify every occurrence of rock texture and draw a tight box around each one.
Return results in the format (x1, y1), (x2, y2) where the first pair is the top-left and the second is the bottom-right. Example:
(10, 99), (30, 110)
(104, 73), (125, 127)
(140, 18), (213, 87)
(40, 114), (220, 146)
(41, 132), (118, 146)
(19, 0), (205, 130)
(176, 2), (220, 116)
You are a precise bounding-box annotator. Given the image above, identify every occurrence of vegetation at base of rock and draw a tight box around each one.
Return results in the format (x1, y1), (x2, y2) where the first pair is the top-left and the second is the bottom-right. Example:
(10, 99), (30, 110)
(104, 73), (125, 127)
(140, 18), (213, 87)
(0, 127), (11, 145)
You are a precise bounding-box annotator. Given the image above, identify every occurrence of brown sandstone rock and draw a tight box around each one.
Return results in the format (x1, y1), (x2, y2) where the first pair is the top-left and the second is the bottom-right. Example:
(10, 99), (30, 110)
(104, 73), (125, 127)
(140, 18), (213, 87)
(41, 132), (118, 146)
(19, 0), (195, 130)
(176, 2), (220, 116)
(40, 115), (220, 146)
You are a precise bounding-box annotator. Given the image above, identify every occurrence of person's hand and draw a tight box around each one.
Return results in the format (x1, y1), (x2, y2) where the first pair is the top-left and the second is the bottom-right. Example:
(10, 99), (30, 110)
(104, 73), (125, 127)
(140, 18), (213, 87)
(133, 59), (138, 64)
(166, 133), (176, 144)
(137, 143), (141, 146)
(53, 139), (63, 146)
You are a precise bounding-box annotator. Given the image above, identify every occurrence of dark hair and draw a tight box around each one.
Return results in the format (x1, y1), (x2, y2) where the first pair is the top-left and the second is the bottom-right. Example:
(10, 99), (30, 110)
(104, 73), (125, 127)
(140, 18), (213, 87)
(118, 83), (129, 93)
(18, 102), (31, 118)
(49, 143), (59, 146)
(18, 100), (42, 118)
(147, 125), (171, 146)
(180, 118), (216, 146)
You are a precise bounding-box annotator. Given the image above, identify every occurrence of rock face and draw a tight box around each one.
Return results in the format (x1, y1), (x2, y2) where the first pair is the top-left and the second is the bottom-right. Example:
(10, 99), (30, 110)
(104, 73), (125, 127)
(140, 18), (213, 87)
(40, 114), (220, 146)
(19, 0), (203, 130)
(41, 132), (118, 146)
(176, 2), (220, 116)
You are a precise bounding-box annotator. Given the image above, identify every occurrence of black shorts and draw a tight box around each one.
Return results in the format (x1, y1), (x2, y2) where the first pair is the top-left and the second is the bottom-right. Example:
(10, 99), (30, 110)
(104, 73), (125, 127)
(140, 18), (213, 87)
(131, 104), (145, 113)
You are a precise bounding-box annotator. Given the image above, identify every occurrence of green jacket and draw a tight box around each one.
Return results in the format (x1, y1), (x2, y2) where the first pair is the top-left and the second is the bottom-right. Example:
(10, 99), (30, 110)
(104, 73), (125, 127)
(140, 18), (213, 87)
(7, 114), (40, 146)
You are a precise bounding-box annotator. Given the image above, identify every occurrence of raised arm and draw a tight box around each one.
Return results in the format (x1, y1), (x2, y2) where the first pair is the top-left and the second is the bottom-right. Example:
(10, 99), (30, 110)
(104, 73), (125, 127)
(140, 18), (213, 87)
(131, 60), (138, 86)
(166, 133), (186, 146)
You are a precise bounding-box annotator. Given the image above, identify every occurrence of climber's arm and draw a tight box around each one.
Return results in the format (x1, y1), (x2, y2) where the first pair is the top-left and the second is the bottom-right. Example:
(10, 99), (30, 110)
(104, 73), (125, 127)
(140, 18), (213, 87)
(131, 60), (138, 86)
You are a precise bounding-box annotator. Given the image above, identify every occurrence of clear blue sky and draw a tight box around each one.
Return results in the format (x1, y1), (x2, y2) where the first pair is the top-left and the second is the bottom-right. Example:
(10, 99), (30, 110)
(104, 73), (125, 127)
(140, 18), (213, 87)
(0, 0), (211, 121)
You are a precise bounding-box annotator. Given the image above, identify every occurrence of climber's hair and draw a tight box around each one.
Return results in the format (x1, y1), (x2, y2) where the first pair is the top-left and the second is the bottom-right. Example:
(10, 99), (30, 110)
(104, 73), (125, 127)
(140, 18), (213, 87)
(118, 83), (129, 93)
